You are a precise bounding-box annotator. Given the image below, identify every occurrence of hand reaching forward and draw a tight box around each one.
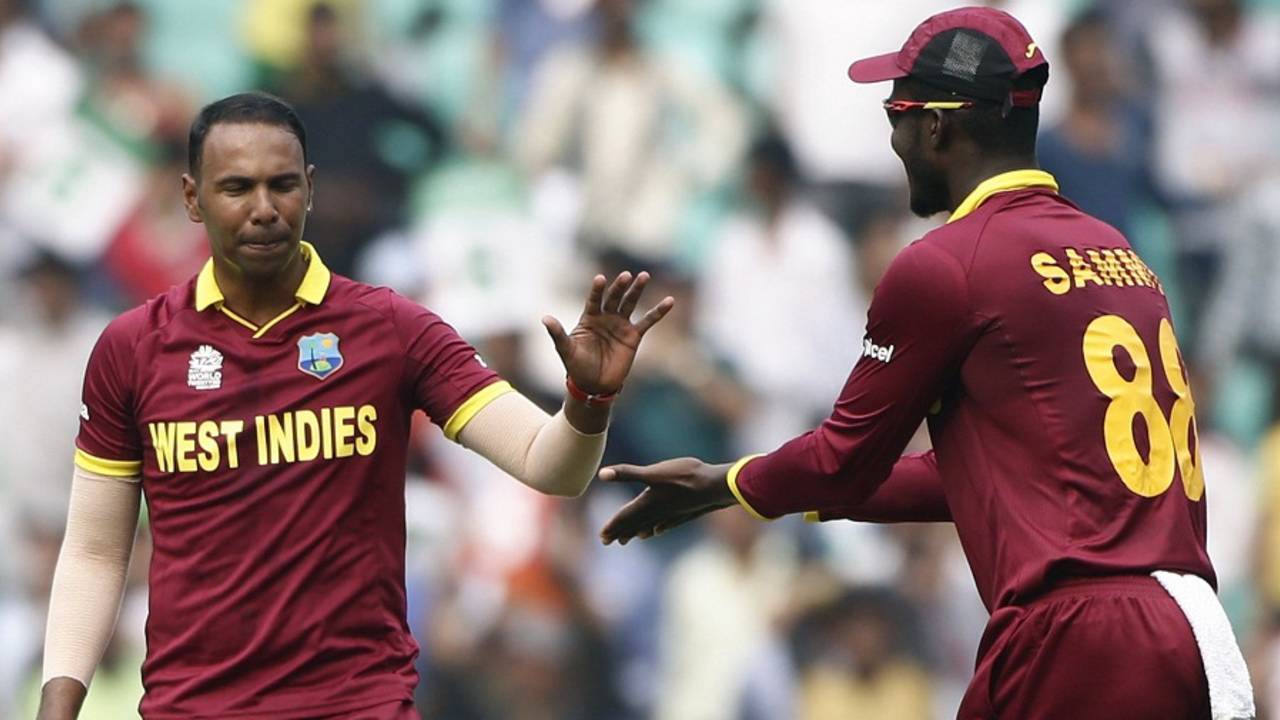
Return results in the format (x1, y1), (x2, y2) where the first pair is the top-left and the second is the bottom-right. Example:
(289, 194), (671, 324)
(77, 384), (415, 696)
(598, 458), (738, 545)
(543, 271), (675, 395)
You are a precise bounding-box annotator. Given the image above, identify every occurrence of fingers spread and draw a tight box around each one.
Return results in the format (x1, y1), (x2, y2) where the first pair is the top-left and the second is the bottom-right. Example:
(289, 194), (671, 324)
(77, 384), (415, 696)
(542, 316), (571, 359)
(602, 271), (633, 313)
(583, 274), (607, 316)
(635, 296), (676, 334)
(618, 271), (650, 318)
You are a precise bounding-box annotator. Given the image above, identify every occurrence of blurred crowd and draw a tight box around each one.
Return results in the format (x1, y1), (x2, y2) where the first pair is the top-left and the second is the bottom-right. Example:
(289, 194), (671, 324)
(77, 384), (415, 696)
(1, 0), (1279, 717)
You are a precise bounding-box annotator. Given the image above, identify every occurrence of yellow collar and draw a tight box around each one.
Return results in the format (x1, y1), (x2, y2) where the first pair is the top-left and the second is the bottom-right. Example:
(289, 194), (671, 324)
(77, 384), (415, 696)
(195, 241), (331, 311)
(947, 169), (1059, 224)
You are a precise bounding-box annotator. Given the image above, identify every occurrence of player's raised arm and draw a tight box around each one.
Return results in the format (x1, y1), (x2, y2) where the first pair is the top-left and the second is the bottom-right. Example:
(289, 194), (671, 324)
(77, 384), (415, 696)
(452, 271), (674, 497)
(37, 469), (142, 720)
(600, 241), (973, 544)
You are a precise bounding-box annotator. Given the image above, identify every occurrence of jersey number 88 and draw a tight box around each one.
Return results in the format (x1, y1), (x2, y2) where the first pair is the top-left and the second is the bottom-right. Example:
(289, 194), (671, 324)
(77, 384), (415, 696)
(1082, 314), (1204, 501)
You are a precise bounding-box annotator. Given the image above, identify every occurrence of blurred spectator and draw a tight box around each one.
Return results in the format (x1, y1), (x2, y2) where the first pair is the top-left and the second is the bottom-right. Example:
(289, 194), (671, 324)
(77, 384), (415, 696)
(0, 0), (142, 272)
(1145, 0), (1280, 344)
(74, 2), (194, 157)
(241, 0), (363, 79)
(696, 133), (866, 454)
(653, 508), (796, 720)
(0, 252), (110, 542)
(516, 0), (748, 262)
(760, 0), (948, 235)
(102, 138), (208, 304)
(488, 0), (595, 133)
(1038, 10), (1153, 239)
(274, 1), (449, 278)
(793, 588), (934, 720)
(1200, 175), (1280, 378)
(0, 251), (111, 713)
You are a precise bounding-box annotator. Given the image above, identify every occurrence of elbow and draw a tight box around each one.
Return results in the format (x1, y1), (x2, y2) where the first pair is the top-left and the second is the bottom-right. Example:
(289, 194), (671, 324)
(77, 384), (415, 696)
(539, 473), (592, 498)
(527, 464), (596, 498)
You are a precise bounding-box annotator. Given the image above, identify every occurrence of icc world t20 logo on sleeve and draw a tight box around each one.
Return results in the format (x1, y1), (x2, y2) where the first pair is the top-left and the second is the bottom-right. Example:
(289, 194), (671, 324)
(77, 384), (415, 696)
(297, 332), (344, 380)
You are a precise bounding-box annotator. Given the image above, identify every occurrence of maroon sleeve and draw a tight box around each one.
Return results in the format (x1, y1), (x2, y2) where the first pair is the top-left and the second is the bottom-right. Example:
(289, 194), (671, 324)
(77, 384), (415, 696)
(392, 294), (502, 427)
(735, 241), (974, 518)
(813, 451), (950, 523)
(75, 311), (144, 471)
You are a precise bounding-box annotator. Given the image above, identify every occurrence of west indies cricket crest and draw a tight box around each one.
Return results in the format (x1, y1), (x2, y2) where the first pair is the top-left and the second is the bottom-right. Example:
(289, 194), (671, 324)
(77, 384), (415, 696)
(297, 332), (344, 380)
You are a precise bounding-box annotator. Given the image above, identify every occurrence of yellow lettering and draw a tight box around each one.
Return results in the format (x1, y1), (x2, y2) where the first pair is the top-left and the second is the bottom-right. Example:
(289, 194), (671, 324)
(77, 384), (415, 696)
(175, 421), (198, 472)
(356, 405), (377, 456)
(1066, 248), (1103, 288)
(1128, 249), (1163, 292)
(1085, 250), (1116, 285)
(221, 420), (244, 469)
(255, 415), (268, 465)
(1098, 249), (1135, 286)
(149, 422), (177, 473)
(1030, 252), (1070, 295)
(320, 407), (334, 460)
(269, 412), (295, 464)
(333, 406), (356, 458)
(295, 410), (321, 462)
(196, 421), (220, 472)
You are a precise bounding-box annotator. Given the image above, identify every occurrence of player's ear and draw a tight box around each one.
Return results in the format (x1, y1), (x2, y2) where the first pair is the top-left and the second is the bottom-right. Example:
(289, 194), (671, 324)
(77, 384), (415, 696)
(181, 173), (202, 224)
(927, 109), (948, 151)
(305, 164), (316, 213)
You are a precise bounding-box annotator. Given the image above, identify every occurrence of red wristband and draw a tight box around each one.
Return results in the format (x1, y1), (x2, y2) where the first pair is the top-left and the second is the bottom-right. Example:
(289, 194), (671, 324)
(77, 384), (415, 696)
(566, 377), (619, 407)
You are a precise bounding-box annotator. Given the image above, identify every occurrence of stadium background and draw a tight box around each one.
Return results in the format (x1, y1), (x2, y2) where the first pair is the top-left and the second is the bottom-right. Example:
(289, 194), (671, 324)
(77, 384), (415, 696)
(1, 0), (1279, 717)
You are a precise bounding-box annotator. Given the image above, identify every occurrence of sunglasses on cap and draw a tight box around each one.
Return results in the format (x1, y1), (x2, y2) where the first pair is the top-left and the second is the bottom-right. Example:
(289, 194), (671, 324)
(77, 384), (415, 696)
(882, 99), (975, 115)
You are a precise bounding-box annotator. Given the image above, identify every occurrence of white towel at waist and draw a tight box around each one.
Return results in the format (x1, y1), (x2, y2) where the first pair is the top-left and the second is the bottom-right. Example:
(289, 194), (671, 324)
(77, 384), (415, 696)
(1152, 570), (1255, 720)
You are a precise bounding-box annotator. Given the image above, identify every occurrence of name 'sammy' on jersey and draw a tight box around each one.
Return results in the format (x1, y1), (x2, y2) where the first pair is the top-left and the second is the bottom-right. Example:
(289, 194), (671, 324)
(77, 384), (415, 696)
(147, 405), (378, 473)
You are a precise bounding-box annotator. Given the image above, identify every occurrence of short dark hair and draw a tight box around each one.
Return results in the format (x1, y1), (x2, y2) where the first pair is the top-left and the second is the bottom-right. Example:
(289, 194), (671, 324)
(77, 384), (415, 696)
(898, 74), (1042, 156)
(187, 92), (308, 176)
(748, 131), (799, 183)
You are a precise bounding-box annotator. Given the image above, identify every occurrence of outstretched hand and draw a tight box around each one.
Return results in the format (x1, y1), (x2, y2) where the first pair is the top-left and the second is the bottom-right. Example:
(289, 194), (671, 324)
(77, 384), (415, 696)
(598, 458), (738, 545)
(543, 271), (675, 395)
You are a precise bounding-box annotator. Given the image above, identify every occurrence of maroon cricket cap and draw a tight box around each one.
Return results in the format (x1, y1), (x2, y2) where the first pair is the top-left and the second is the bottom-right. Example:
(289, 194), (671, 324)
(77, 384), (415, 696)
(848, 6), (1048, 107)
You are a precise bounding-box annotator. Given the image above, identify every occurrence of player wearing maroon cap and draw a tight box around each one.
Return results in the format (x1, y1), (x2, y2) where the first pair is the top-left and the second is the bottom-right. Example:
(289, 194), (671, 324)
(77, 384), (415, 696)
(599, 8), (1254, 719)
(37, 92), (673, 719)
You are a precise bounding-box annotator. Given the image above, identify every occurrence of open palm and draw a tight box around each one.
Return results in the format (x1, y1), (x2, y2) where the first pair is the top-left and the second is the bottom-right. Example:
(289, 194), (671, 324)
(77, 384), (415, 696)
(543, 271), (675, 395)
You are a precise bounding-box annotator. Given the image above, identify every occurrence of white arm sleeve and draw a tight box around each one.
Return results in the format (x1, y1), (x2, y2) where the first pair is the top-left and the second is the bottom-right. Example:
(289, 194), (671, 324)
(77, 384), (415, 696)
(42, 467), (141, 686)
(456, 391), (606, 497)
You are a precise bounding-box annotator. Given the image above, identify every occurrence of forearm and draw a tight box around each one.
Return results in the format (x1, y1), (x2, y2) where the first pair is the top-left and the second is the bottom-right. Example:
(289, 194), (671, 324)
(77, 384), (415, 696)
(37, 678), (88, 720)
(807, 451), (950, 523)
(458, 391), (607, 497)
(41, 467), (141, 711)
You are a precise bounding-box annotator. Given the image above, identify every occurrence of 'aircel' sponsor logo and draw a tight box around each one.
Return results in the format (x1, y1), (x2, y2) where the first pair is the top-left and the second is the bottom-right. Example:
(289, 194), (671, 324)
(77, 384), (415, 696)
(862, 337), (894, 363)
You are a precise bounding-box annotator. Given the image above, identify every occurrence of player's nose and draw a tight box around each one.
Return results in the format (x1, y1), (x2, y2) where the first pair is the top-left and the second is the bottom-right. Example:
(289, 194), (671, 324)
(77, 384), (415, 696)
(248, 186), (280, 225)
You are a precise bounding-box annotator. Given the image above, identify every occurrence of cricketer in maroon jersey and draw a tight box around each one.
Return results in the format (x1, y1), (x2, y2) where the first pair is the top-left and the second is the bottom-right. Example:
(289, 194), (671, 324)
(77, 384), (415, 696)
(76, 245), (499, 718)
(40, 92), (673, 720)
(600, 8), (1242, 719)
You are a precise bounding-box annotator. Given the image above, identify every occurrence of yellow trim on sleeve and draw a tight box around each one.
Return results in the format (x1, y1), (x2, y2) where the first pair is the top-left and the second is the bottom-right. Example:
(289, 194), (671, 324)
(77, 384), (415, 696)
(802, 511), (822, 523)
(947, 169), (1059, 224)
(442, 381), (515, 441)
(726, 453), (769, 521)
(74, 449), (142, 478)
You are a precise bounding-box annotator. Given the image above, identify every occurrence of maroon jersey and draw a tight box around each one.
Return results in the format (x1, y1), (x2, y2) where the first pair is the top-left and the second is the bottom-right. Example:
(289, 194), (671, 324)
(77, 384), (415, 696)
(75, 243), (504, 718)
(731, 170), (1215, 613)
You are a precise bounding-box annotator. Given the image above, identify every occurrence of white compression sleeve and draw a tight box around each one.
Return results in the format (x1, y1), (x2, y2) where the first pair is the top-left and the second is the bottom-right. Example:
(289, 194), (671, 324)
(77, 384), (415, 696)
(42, 467), (141, 687)
(456, 391), (606, 497)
